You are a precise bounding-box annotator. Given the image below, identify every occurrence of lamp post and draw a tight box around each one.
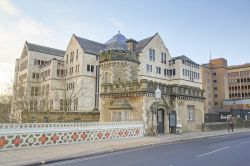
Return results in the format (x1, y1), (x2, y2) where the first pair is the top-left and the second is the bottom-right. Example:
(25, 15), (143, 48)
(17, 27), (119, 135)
(151, 85), (162, 135)
(155, 85), (161, 100)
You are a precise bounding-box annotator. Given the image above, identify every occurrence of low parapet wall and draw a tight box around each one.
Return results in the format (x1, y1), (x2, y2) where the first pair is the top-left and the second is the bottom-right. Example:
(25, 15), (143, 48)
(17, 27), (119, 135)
(202, 119), (250, 131)
(21, 111), (100, 123)
(202, 122), (228, 131)
(0, 121), (144, 151)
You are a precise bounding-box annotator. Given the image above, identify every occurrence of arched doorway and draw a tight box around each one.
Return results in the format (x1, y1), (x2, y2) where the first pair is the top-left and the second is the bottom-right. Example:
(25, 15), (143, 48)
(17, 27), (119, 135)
(150, 101), (169, 135)
(157, 109), (164, 134)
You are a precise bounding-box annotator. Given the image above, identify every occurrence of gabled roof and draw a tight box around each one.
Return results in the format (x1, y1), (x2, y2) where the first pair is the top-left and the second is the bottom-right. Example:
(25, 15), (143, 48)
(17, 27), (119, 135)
(26, 42), (65, 57)
(74, 32), (128, 55)
(74, 35), (105, 55)
(172, 55), (197, 64)
(135, 34), (156, 53)
(73, 32), (160, 55)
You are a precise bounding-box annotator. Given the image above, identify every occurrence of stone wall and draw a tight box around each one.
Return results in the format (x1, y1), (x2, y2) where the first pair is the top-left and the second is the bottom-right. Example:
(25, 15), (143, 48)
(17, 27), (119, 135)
(177, 99), (204, 132)
(99, 96), (144, 122)
(202, 122), (228, 131)
(21, 111), (100, 123)
(202, 118), (250, 131)
(100, 79), (205, 135)
(100, 95), (204, 134)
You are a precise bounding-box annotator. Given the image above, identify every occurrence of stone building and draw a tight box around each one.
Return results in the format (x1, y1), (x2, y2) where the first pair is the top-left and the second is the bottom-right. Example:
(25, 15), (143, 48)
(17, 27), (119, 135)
(201, 58), (250, 113)
(13, 32), (204, 132)
(13, 42), (65, 122)
(98, 32), (204, 134)
(13, 40), (100, 122)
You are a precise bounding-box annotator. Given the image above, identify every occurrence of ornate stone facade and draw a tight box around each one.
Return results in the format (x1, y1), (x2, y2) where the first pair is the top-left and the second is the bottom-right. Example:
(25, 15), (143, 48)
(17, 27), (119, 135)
(99, 79), (204, 134)
(13, 31), (204, 129)
(98, 33), (205, 135)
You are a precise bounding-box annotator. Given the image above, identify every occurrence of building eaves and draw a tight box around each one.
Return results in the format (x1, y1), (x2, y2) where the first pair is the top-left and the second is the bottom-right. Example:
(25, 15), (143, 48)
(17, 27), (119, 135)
(135, 34), (156, 53)
(172, 55), (198, 64)
(26, 42), (65, 57)
(227, 63), (250, 70)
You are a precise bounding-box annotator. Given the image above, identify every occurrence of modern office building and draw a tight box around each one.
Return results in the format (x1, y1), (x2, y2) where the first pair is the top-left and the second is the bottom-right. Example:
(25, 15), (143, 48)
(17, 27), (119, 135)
(202, 58), (250, 113)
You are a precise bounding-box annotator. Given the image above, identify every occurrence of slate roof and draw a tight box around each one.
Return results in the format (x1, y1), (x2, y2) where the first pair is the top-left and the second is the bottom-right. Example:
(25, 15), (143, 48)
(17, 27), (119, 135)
(74, 35), (105, 55)
(135, 34), (156, 53)
(172, 55), (197, 64)
(74, 32), (157, 55)
(75, 32), (129, 55)
(105, 32), (128, 50)
(26, 42), (65, 57)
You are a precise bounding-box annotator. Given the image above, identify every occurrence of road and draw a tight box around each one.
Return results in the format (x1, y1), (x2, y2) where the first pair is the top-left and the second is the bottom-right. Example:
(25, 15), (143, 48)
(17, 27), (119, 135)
(46, 133), (250, 166)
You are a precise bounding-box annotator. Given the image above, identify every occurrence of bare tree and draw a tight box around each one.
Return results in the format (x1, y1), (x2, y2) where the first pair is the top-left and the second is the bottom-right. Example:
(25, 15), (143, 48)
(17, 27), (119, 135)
(58, 78), (83, 122)
(0, 84), (19, 123)
(0, 94), (15, 123)
(0, 78), (30, 123)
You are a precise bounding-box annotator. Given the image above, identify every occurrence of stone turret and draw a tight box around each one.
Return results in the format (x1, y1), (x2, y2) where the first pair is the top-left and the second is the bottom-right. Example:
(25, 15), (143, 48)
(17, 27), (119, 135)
(99, 49), (139, 84)
(99, 32), (139, 86)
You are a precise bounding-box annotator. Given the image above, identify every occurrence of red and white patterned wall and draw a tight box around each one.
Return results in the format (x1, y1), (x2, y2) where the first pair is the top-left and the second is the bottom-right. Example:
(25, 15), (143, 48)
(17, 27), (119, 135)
(0, 122), (144, 151)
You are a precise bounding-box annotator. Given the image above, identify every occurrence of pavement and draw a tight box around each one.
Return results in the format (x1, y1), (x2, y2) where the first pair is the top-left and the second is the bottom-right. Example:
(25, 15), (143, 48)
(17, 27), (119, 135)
(0, 128), (250, 166)
(44, 131), (250, 166)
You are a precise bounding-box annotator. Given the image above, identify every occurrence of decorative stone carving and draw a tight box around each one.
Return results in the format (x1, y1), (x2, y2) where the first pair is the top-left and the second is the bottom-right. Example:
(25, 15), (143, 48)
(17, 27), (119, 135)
(150, 101), (169, 114)
(100, 79), (205, 101)
(109, 100), (133, 109)
(100, 50), (140, 64)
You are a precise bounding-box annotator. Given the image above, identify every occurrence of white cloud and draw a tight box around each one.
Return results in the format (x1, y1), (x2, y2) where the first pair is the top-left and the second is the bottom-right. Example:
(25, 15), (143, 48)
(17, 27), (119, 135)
(0, 0), (18, 15)
(0, 0), (56, 94)
(17, 19), (53, 37)
(109, 18), (125, 30)
(0, 62), (14, 94)
(0, 18), (54, 64)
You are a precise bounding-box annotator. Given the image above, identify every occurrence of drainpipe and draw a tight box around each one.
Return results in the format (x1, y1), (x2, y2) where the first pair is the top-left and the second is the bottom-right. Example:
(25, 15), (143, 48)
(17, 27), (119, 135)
(93, 64), (99, 111)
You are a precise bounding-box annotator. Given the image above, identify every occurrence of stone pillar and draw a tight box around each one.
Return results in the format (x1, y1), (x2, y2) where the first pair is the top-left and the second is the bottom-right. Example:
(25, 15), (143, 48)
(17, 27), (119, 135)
(125, 81), (131, 91)
(140, 79), (148, 91)
(175, 97), (181, 125)
(152, 112), (157, 135)
(106, 83), (112, 93)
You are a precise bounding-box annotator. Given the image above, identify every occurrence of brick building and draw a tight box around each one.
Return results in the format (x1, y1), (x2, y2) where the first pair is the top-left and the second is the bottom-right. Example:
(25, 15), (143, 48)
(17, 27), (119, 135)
(202, 58), (250, 113)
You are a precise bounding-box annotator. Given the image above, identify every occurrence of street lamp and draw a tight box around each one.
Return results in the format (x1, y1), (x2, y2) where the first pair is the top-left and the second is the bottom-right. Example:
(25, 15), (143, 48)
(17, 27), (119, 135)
(155, 85), (161, 100)
(151, 85), (162, 135)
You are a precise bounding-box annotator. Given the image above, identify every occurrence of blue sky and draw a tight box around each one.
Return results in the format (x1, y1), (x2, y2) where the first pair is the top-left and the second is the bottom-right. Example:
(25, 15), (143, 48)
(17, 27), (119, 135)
(0, 0), (250, 93)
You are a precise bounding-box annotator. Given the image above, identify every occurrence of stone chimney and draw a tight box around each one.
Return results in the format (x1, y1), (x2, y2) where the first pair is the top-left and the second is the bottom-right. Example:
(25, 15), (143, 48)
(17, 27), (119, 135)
(126, 38), (137, 52)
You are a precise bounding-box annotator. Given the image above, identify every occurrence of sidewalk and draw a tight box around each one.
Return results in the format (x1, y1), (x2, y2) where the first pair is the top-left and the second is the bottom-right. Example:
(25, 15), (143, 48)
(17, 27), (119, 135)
(1, 128), (250, 166)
